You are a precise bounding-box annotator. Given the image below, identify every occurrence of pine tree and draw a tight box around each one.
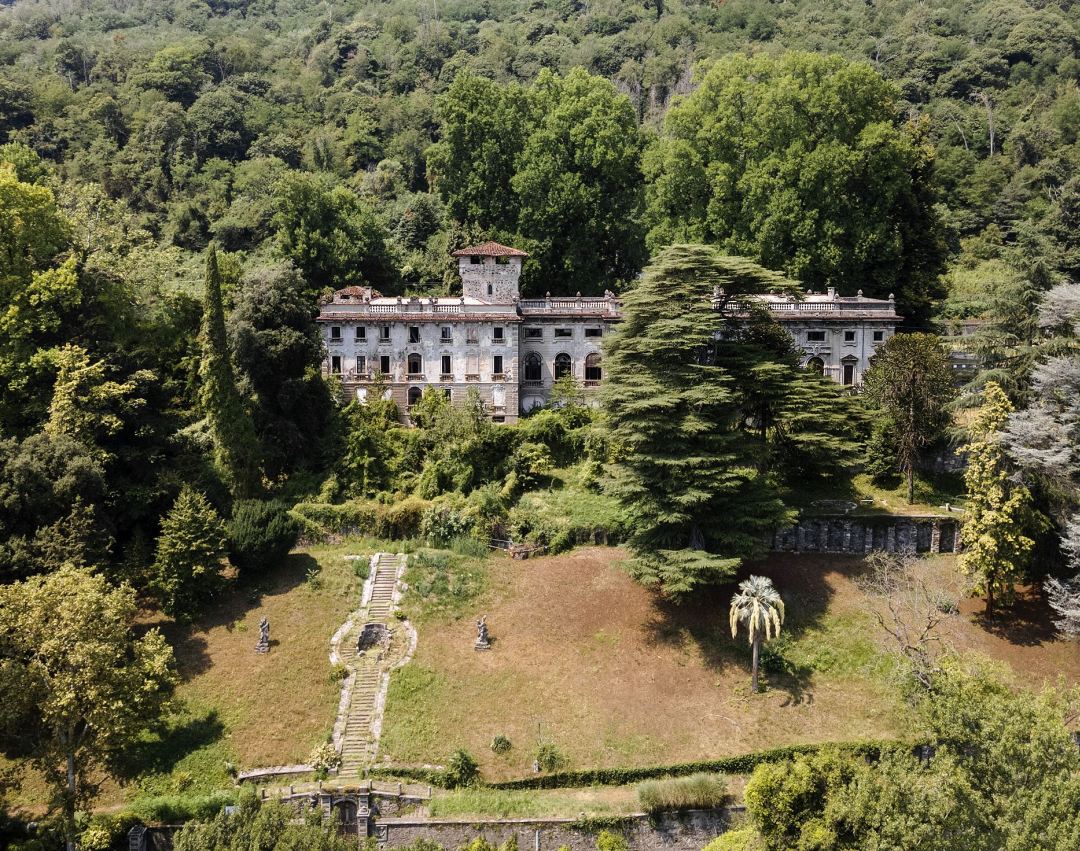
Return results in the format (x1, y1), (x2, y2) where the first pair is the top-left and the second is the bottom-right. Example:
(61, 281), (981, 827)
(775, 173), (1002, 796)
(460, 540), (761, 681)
(199, 245), (261, 496)
(602, 245), (800, 597)
(959, 382), (1038, 616)
(150, 486), (228, 620)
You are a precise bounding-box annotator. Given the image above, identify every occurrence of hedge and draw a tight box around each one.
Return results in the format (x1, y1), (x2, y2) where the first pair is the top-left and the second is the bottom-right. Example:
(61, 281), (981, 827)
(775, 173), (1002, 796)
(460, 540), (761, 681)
(291, 497), (429, 542)
(488, 741), (900, 790)
(368, 741), (906, 791)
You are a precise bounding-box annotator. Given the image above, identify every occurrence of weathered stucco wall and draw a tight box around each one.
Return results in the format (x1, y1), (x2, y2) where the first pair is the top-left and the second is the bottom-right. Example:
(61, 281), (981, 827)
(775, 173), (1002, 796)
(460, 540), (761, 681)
(772, 514), (961, 555)
(377, 810), (736, 851)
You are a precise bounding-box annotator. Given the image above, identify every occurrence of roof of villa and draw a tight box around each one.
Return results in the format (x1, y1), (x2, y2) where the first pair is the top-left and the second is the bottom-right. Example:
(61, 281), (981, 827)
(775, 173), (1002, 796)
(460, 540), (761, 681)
(451, 241), (529, 258)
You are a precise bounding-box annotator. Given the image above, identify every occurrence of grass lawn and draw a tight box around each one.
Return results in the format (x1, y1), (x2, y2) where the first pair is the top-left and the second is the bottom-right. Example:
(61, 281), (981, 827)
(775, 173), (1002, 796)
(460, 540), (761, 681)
(789, 470), (966, 516)
(379, 546), (1080, 782)
(6, 537), (374, 813)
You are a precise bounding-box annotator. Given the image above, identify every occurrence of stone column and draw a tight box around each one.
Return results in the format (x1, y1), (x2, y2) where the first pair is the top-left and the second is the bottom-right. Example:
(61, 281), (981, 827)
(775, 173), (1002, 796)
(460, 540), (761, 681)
(930, 521), (941, 553)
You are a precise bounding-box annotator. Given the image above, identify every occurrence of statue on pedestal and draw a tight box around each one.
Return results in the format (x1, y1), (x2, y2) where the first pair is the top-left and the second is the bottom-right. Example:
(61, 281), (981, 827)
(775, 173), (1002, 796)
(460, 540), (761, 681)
(255, 617), (270, 653)
(474, 615), (491, 651)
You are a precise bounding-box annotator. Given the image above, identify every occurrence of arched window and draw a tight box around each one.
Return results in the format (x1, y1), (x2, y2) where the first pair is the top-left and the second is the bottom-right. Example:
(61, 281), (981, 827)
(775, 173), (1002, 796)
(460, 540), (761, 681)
(584, 353), (602, 384)
(407, 353), (422, 375)
(806, 356), (825, 375)
(524, 352), (543, 382)
(554, 353), (572, 380)
(407, 386), (423, 406)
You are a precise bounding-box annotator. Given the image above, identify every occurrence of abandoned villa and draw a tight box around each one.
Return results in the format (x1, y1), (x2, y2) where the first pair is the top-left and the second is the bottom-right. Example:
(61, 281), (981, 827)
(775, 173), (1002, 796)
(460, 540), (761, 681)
(317, 242), (901, 422)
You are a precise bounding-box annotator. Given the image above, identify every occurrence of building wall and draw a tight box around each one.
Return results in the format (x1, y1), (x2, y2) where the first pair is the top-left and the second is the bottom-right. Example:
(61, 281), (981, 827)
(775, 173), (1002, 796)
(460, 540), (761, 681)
(517, 317), (614, 412)
(785, 319), (896, 385)
(458, 256), (522, 302)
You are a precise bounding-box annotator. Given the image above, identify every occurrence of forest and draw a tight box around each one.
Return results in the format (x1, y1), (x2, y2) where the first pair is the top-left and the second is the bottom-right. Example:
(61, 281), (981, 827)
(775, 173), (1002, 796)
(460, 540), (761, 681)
(3, 0), (1080, 847)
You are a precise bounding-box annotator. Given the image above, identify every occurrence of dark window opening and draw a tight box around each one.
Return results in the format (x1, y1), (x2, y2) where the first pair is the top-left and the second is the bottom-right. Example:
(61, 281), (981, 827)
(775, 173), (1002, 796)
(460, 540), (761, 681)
(407, 353), (422, 375)
(524, 352), (542, 381)
(380, 355), (391, 374)
(493, 355), (503, 375)
(441, 326), (451, 341)
(330, 355), (342, 373)
(408, 386), (423, 406)
(409, 326), (420, 343)
(554, 353), (572, 379)
(585, 353), (602, 383)
(493, 327), (504, 341)
(355, 326), (366, 341)
(525, 328), (542, 339)
(555, 328), (571, 338)
(585, 328), (602, 338)
(330, 326), (341, 340)
(380, 325), (391, 340)
(441, 355), (451, 375)
(844, 330), (855, 342)
(873, 330), (884, 342)
(807, 330), (826, 342)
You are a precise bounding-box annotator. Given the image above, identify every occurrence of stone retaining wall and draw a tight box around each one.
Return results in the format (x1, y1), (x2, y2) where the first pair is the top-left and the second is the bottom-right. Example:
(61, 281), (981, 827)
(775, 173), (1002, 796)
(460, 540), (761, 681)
(376, 809), (736, 851)
(772, 515), (961, 555)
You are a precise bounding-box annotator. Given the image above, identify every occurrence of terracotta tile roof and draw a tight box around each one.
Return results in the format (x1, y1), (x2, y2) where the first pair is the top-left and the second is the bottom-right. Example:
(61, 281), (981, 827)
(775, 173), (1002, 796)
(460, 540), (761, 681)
(334, 286), (381, 299)
(451, 241), (529, 258)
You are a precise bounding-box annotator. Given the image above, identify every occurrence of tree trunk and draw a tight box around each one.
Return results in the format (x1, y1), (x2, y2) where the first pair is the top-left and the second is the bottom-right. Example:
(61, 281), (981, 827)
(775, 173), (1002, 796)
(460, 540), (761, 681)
(986, 580), (995, 618)
(65, 749), (76, 851)
(751, 632), (761, 694)
(907, 465), (915, 505)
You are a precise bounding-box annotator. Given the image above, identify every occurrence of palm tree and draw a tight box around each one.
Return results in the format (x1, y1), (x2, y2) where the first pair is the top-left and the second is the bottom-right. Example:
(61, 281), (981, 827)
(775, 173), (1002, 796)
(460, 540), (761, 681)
(729, 575), (785, 694)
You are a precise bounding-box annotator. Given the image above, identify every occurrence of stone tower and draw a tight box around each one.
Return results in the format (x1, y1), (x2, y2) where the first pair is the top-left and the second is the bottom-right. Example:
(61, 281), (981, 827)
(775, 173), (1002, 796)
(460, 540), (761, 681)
(452, 241), (528, 303)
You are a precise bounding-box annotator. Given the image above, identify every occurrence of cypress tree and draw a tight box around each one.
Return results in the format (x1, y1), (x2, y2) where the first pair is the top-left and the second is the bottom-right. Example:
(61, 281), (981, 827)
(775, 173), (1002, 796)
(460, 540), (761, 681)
(602, 245), (800, 597)
(199, 245), (261, 496)
(959, 382), (1040, 616)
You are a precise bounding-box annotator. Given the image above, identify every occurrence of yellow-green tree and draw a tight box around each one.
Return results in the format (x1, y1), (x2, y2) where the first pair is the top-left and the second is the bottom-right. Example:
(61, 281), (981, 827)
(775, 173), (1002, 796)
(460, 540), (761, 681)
(0, 566), (175, 851)
(960, 382), (1039, 615)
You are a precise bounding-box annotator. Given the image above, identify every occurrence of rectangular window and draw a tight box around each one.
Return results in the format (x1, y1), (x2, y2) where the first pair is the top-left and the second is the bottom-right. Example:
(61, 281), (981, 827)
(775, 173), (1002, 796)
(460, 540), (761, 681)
(806, 330), (826, 343)
(440, 326), (452, 341)
(493, 327), (504, 341)
(844, 330), (856, 343)
(467, 327), (479, 344)
(380, 325), (391, 341)
(524, 328), (543, 340)
(441, 355), (452, 375)
(409, 326), (420, 343)
(873, 330), (885, 342)
(493, 355), (503, 375)
(356, 356), (366, 374)
(380, 355), (390, 374)
(330, 355), (342, 374)
(330, 326), (341, 340)
(355, 326), (366, 341)
(555, 328), (572, 338)
(585, 328), (602, 338)
(470, 256), (481, 264)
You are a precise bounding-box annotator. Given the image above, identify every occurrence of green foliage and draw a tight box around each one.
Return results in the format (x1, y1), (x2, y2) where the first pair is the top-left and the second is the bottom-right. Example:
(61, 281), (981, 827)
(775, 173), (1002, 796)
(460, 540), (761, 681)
(172, 788), (356, 851)
(0, 567), (176, 849)
(151, 486), (229, 620)
(960, 383), (1041, 613)
(490, 735), (512, 755)
(603, 245), (811, 596)
(199, 245), (261, 497)
(227, 499), (300, 574)
(442, 748), (480, 788)
(863, 333), (956, 504)
(535, 743), (569, 773)
(645, 52), (945, 319)
(636, 773), (728, 813)
(429, 69), (646, 295)
(594, 831), (628, 851)
(741, 666), (1080, 851)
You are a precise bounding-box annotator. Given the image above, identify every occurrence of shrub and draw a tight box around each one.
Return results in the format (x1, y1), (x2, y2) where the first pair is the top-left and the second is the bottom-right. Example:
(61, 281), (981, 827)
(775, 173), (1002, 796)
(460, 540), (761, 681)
(150, 487), (228, 620)
(636, 773), (728, 813)
(329, 663), (349, 682)
(228, 499), (300, 572)
(595, 830), (628, 851)
(443, 748), (479, 787)
(420, 499), (475, 546)
(309, 742), (342, 776)
(132, 790), (237, 823)
(490, 735), (512, 754)
(702, 827), (764, 851)
(535, 743), (568, 773)
(510, 441), (554, 490)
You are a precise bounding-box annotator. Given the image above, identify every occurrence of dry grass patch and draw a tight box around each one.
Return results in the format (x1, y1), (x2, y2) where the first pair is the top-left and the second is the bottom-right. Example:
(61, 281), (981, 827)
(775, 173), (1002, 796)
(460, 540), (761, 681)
(637, 773), (728, 813)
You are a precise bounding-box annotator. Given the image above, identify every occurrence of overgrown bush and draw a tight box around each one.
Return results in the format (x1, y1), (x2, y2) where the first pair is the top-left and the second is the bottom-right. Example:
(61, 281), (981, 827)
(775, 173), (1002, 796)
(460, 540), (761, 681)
(131, 790), (237, 823)
(442, 748), (479, 787)
(228, 499), (299, 572)
(490, 735), (512, 754)
(420, 499), (475, 546)
(290, 497), (429, 541)
(535, 743), (568, 773)
(595, 830), (628, 851)
(309, 742), (342, 777)
(636, 773), (728, 813)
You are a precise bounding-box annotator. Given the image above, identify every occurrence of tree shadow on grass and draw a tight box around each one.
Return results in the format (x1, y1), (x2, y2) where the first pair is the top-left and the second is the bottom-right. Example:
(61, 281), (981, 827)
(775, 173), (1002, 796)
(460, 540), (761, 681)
(112, 707), (226, 782)
(969, 585), (1059, 648)
(642, 554), (858, 704)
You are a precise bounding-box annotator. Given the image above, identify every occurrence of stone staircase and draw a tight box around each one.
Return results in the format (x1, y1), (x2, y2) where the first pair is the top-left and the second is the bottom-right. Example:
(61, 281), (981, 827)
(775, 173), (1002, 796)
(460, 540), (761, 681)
(338, 553), (406, 774)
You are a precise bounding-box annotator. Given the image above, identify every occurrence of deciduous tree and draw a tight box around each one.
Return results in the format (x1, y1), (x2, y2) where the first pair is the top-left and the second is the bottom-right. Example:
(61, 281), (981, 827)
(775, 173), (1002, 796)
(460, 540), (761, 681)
(862, 333), (955, 504)
(0, 566), (175, 851)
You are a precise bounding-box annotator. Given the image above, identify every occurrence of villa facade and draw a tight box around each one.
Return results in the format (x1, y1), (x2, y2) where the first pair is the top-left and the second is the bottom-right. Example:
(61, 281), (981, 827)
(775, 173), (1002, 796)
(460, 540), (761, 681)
(316, 242), (900, 423)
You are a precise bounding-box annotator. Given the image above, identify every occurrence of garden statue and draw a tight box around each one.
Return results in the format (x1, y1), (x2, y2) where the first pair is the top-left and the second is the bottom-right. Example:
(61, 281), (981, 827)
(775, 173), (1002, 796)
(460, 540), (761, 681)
(475, 615), (491, 651)
(256, 617), (270, 653)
